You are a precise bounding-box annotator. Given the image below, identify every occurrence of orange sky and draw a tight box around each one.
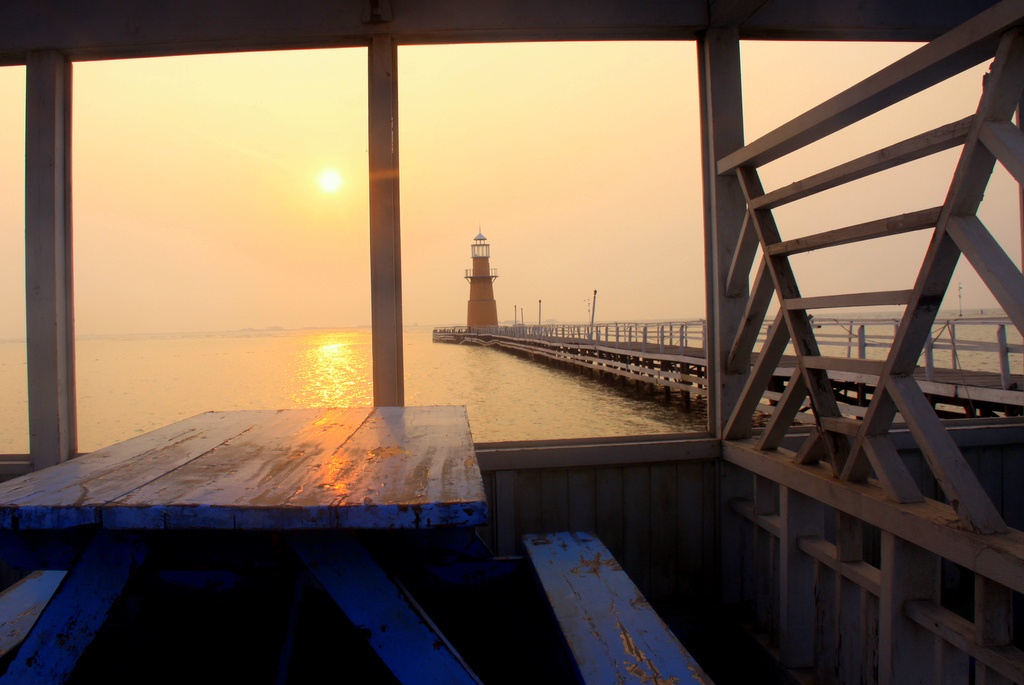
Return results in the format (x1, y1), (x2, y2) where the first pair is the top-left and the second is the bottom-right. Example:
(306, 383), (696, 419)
(0, 40), (1019, 337)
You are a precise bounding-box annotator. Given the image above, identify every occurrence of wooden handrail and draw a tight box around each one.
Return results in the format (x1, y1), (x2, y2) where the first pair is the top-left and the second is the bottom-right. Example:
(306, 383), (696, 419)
(717, 0), (1024, 173)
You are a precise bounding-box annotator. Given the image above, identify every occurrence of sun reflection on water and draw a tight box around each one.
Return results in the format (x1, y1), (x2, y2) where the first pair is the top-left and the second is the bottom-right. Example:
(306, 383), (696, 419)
(292, 332), (373, 408)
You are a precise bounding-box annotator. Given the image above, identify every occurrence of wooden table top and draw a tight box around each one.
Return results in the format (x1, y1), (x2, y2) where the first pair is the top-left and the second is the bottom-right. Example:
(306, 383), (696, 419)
(0, 406), (488, 531)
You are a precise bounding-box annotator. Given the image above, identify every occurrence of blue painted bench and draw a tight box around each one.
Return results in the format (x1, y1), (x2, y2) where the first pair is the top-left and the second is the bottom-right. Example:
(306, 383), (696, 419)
(0, 570), (66, 659)
(523, 531), (714, 685)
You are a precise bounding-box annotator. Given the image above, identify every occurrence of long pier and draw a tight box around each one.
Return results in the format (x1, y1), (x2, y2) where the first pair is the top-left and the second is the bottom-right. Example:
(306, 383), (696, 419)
(433, 318), (1024, 418)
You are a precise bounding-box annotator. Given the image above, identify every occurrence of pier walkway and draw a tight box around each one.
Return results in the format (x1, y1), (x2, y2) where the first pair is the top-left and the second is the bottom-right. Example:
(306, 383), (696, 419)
(434, 318), (1024, 419)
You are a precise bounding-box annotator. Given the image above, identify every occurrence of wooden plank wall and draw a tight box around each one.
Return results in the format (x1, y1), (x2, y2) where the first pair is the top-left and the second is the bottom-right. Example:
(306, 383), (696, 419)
(475, 436), (719, 605)
(720, 427), (1024, 684)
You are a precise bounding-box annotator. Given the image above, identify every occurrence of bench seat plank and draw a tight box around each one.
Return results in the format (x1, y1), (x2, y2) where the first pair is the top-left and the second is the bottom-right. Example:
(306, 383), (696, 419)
(524, 531), (713, 685)
(0, 570), (66, 658)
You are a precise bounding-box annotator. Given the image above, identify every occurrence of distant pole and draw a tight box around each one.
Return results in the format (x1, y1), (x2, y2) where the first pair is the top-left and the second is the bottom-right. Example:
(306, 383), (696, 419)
(590, 289), (597, 326)
(538, 299), (542, 326)
(958, 282), (963, 317)
(513, 305), (517, 325)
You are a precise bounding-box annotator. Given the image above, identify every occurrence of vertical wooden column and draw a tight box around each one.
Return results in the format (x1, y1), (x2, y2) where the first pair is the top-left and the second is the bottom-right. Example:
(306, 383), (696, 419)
(25, 51), (76, 469)
(753, 475), (778, 638)
(879, 532), (937, 685)
(368, 34), (405, 407)
(975, 576), (1014, 685)
(835, 513), (864, 684)
(698, 29), (749, 438)
(778, 486), (822, 668)
(719, 462), (753, 608)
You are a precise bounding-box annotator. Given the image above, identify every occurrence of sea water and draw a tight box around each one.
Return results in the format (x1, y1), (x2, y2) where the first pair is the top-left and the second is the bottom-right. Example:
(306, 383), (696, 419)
(0, 326), (703, 454)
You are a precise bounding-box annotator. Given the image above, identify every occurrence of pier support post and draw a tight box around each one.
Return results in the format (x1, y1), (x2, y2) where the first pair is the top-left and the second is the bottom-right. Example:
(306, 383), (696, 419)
(368, 34), (405, 406)
(25, 51), (76, 469)
(699, 29), (749, 438)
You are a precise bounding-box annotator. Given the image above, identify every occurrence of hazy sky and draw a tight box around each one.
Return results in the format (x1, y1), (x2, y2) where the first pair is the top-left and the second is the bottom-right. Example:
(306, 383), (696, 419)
(0, 39), (1020, 337)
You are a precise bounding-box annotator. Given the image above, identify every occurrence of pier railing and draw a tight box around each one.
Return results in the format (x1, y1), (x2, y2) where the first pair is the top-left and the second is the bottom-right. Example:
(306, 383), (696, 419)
(433, 320), (708, 355)
(768, 316), (1023, 389)
(434, 316), (1022, 387)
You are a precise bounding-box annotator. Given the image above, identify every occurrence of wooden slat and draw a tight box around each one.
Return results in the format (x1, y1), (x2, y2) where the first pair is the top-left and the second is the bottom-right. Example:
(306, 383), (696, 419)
(0, 407), (488, 532)
(905, 600), (1024, 684)
(737, 168), (852, 472)
(288, 533), (482, 685)
(756, 369), (807, 452)
(726, 258), (775, 372)
(0, 410), (268, 529)
(819, 416), (863, 436)
(725, 212), (759, 297)
(751, 116), (973, 210)
(716, 0), (1024, 172)
(119, 406), (486, 530)
(979, 118), (1024, 183)
(523, 531), (714, 685)
(786, 290), (913, 310)
(767, 207), (941, 257)
(798, 536), (882, 596)
(946, 214), (1024, 334)
(858, 435), (924, 504)
(886, 375), (1007, 534)
(724, 310), (790, 440)
(801, 356), (885, 376)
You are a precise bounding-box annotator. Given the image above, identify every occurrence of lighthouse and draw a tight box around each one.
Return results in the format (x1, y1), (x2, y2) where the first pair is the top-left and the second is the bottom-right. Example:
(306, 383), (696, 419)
(465, 232), (499, 328)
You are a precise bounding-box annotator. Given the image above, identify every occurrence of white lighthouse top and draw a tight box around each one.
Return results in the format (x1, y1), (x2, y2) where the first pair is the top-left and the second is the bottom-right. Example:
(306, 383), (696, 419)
(474, 232), (487, 241)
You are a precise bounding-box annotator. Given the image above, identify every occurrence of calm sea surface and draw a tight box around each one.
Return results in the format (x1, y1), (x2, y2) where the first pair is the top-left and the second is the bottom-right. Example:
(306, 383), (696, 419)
(0, 326), (703, 454)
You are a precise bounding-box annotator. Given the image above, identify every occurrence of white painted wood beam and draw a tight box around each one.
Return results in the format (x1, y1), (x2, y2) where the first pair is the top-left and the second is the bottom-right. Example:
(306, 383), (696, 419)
(368, 35), (404, 407)
(699, 28), (749, 438)
(25, 51), (76, 470)
(851, 29), (1024, 468)
(751, 116), (973, 211)
(718, 0), (1024, 173)
(886, 374), (1007, 533)
(0, 0), (709, 64)
(946, 215), (1024, 334)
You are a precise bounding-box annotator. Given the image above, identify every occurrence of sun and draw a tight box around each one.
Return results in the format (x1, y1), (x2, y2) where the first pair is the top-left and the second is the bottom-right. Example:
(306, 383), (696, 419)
(317, 168), (344, 193)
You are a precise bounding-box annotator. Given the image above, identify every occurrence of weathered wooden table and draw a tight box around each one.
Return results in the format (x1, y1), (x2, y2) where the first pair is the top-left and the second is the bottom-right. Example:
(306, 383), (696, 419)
(0, 405), (489, 684)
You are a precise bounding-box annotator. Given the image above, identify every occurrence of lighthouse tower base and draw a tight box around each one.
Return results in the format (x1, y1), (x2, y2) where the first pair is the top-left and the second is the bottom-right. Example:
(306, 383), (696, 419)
(467, 300), (498, 328)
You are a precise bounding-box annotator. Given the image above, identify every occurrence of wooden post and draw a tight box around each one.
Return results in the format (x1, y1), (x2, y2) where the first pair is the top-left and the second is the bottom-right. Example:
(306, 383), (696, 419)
(879, 532), (937, 685)
(925, 330), (935, 381)
(975, 576), (1014, 685)
(835, 513), (864, 684)
(996, 325), (1011, 390)
(779, 486), (823, 668)
(25, 51), (76, 469)
(699, 29), (749, 438)
(368, 35), (404, 407)
(950, 322), (958, 370)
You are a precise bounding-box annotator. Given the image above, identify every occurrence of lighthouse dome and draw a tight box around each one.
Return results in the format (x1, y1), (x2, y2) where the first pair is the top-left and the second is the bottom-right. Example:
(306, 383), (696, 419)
(474, 232), (487, 241)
